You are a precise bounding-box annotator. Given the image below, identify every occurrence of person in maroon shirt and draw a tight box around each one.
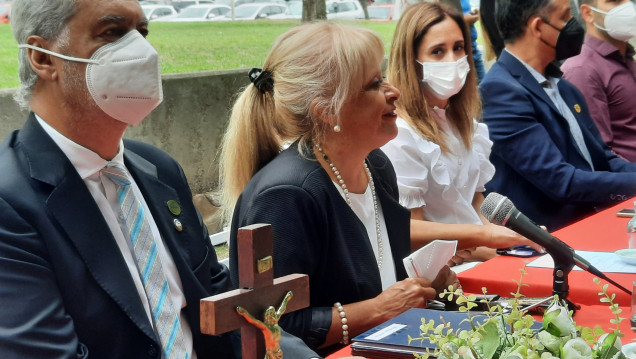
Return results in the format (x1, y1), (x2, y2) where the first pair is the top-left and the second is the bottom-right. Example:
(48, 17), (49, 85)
(562, 0), (636, 161)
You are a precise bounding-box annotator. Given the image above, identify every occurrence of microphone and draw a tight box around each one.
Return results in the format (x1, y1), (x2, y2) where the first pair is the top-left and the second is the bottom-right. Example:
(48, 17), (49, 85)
(480, 192), (632, 296)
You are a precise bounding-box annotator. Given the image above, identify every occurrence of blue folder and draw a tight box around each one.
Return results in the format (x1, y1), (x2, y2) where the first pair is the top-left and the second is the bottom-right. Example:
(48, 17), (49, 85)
(350, 308), (508, 359)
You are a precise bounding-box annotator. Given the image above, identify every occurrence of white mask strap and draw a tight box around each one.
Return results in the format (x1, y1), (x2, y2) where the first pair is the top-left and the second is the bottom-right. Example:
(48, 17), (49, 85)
(589, 6), (610, 32)
(589, 6), (609, 15)
(17, 44), (100, 65)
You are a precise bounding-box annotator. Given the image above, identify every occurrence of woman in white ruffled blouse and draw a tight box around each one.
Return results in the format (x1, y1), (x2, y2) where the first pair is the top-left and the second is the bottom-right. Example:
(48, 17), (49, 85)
(382, 2), (538, 264)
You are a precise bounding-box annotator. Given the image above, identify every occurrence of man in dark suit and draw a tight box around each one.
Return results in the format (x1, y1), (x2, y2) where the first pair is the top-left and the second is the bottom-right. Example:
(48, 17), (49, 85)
(0, 0), (322, 358)
(481, 0), (636, 231)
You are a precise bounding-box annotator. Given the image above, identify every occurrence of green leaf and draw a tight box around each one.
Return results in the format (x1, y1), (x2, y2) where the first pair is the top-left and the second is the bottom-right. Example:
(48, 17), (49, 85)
(475, 321), (500, 359)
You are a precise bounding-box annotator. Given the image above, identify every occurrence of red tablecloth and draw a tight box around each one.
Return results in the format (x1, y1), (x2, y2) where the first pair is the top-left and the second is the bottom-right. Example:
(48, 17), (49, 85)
(327, 200), (636, 358)
(457, 200), (634, 306)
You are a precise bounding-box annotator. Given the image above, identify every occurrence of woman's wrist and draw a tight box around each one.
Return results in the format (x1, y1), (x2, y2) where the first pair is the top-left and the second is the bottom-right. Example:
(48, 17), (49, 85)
(333, 302), (349, 344)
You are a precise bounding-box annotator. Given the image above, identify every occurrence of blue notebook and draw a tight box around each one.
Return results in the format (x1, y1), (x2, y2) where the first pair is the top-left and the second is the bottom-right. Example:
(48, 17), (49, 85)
(351, 308), (486, 359)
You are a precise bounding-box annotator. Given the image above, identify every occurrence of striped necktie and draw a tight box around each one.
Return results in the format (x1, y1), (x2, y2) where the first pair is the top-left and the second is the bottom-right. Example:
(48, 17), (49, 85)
(102, 164), (189, 359)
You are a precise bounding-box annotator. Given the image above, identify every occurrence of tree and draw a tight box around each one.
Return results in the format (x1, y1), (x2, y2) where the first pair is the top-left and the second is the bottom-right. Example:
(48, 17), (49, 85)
(302, 0), (326, 21)
(358, 0), (369, 20)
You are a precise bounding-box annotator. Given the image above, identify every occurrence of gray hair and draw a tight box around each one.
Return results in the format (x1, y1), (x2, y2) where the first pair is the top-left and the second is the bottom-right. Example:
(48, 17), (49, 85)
(11, 0), (77, 109)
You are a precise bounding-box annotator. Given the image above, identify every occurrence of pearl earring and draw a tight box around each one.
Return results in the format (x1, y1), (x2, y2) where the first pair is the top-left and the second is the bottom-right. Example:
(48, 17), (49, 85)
(333, 124), (341, 132)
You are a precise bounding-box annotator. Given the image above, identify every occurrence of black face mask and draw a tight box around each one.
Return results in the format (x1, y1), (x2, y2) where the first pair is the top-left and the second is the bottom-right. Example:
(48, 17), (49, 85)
(542, 17), (585, 61)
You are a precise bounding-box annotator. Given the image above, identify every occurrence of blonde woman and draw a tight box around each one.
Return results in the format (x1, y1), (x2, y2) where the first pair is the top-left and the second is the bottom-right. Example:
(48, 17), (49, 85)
(218, 23), (457, 351)
(382, 3), (538, 264)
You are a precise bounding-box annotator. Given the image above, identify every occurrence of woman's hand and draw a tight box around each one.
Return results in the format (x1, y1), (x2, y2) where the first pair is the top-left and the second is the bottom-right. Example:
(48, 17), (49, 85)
(448, 247), (497, 266)
(373, 277), (436, 319)
(324, 270), (460, 347)
(430, 265), (460, 293)
(482, 222), (544, 252)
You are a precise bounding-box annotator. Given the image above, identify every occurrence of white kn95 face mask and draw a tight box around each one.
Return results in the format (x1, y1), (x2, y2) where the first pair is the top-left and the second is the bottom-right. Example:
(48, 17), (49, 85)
(417, 55), (471, 100)
(19, 30), (163, 125)
(591, 1), (636, 42)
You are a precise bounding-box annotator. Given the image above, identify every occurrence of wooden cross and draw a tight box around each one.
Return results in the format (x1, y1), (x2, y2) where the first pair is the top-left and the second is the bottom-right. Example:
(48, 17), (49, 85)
(200, 223), (310, 359)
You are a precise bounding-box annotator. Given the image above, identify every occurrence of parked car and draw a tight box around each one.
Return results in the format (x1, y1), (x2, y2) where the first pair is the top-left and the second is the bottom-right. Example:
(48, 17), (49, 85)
(169, 0), (214, 12)
(214, 3), (287, 20)
(141, 4), (178, 21)
(210, 0), (232, 5)
(139, 0), (173, 4)
(207, 0), (286, 6)
(235, 0), (286, 6)
(326, 0), (363, 20)
(268, 1), (301, 19)
(367, 3), (393, 21)
(0, 3), (10, 24)
(165, 4), (231, 21)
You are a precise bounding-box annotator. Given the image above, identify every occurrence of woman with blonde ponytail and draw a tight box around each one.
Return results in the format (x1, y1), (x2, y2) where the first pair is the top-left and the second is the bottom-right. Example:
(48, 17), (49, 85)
(219, 22), (458, 351)
(381, 3), (539, 266)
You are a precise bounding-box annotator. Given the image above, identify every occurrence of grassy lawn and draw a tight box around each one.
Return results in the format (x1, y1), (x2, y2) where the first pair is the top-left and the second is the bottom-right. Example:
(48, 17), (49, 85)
(0, 20), (397, 90)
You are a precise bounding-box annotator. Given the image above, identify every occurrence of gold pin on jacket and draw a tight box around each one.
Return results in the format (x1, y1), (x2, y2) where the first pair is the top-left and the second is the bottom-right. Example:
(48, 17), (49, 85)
(173, 219), (183, 232)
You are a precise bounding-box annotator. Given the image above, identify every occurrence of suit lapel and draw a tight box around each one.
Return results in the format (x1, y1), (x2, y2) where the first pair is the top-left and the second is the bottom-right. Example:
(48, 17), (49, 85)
(500, 53), (594, 169)
(499, 51), (562, 118)
(20, 115), (156, 341)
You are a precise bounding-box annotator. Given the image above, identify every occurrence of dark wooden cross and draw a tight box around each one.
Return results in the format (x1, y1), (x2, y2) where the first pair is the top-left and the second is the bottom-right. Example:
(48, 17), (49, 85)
(200, 223), (310, 359)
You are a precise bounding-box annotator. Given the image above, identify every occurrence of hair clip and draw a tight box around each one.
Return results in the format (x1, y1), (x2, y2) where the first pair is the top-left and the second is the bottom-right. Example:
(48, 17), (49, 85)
(249, 67), (274, 93)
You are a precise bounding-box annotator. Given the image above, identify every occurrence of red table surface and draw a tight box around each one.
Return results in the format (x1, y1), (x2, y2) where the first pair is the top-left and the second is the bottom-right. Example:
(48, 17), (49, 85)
(327, 200), (636, 358)
(457, 200), (634, 307)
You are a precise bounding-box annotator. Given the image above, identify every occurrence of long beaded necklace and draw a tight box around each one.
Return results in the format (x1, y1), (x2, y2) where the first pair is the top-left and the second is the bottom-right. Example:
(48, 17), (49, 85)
(314, 143), (384, 269)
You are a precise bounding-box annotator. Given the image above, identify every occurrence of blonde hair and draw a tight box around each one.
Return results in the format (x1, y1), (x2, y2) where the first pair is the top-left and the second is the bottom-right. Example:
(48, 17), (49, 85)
(218, 22), (384, 224)
(387, 2), (481, 152)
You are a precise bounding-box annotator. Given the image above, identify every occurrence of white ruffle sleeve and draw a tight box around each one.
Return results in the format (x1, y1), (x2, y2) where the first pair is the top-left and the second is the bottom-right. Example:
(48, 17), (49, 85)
(472, 120), (496, 192)
(381, 118), (451, 209)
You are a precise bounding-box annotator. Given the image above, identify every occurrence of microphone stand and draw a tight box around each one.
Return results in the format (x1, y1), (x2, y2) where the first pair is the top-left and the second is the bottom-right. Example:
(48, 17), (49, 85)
(548, 252), (580, 313)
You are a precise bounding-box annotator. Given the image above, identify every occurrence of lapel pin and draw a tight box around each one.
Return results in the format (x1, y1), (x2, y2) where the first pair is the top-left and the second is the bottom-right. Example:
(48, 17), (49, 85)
(167, 200), (181, 216)
(173, 219), (183, 232)
(574, 104), (581, 113)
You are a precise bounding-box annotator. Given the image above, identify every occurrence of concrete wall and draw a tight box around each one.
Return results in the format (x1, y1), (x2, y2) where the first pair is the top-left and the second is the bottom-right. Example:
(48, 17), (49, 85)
(0, 68), (250, 195)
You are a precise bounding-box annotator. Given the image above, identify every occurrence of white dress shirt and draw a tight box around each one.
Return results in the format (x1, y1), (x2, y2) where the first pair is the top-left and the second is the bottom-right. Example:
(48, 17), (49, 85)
(332, 181), (397, 290)
(35, 115), (197, 359)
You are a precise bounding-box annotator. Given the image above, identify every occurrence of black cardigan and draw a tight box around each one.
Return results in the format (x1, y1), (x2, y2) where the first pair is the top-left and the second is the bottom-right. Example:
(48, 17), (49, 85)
(229, 143), (411, 350)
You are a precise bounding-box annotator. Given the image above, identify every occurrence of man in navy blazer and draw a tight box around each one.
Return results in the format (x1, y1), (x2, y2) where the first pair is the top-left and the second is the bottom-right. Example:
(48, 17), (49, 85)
(0, 1), (321, 358)
(481, 0), (636, 231)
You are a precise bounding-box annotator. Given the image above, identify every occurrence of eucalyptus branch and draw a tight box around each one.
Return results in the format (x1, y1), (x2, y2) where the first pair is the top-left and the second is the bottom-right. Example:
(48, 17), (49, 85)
(593, 278), (625, 336)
